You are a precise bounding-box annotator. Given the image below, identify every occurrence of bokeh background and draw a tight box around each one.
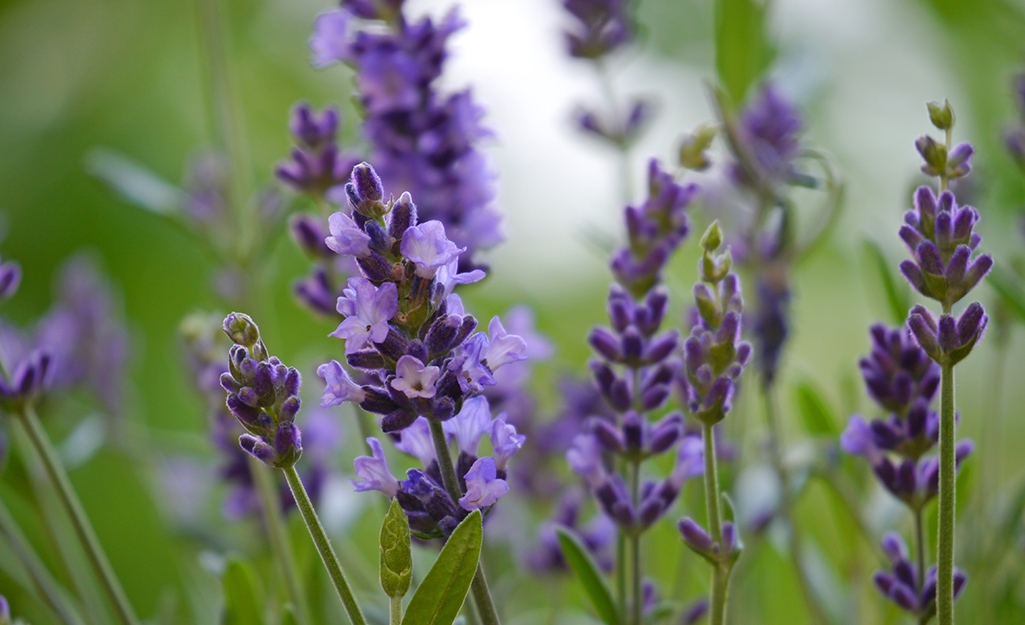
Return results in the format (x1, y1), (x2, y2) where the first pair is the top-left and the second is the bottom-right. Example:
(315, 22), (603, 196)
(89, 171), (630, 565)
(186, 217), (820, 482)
(2, 0), (1025, 622)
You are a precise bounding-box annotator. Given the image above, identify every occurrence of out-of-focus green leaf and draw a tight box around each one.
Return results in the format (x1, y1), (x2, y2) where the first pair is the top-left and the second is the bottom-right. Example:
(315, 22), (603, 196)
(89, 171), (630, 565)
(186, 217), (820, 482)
(280, 604), (299, 625)
(861, 239), (911, 325)
(801, 541), (846, 625)
(793, 381), (840, 437)
(988, 266), (1025, 323)
(555, 526), (620, 625)
(85, 147), (184, 216)
(714, 0), (773, 106)
(402, 510), (482, 625)
(221, 557), (266, 625)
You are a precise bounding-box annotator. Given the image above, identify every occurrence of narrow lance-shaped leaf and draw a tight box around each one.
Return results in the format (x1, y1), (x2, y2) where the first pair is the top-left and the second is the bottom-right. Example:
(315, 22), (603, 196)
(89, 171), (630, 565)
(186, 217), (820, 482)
(221, 557), (267, 625)
(861, 239), (911, 326)
(85, 147), (185, 216)
(555, 526), (620, 625)
(793, 381), (840, 437)
(714, 0), (774, 106)
(380, 499), (413, 599)
(402, 510), (483, 625)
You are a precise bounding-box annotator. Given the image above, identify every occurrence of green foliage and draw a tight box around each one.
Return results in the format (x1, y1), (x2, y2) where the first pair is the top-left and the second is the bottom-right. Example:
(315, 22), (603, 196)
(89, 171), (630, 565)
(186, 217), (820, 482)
(379, 500), (412, 600)
(793, 381), (840, 437)
(861, 240), (911, 326)
(714, 0), (774, 106)
(220, 558), (266, 625)
(401, 511), (482, 625)
(555, 526), (620, 625)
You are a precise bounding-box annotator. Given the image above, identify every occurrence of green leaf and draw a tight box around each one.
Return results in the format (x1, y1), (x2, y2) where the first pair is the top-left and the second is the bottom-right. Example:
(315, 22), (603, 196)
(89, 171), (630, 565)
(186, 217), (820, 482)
(988, 266), (1025, 323)
(401, 510), (483, 625)
(221, 557), (267, 625)
(861, 240), (911, 325)
(714, 0), (773, 105)
(85, 147), (184, 216)
(280, 605), (299, 625)
(793, 381), (840, 437)
(555, 526), (620, 625)
(380, 499), (413, 599)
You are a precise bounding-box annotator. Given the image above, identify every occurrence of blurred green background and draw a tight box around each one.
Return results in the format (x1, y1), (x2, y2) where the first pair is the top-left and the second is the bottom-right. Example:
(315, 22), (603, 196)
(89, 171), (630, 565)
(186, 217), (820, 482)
(2, 0), (1025, 622)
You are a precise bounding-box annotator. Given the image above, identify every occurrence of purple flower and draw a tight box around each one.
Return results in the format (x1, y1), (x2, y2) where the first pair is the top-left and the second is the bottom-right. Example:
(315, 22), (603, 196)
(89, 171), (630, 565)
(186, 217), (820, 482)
(401, 220), (465, 278)
(395, 416), (437, 466)
(670, 433), (705, 486)
(734, 85), (803, 187)
(899, 186), (992, 308)
(567, 433), (608, 488)
(0, 257), (20, 302)
(444, 395), (492, 456)
(840, 415), (884, 466)
(491, 416), (525, 470)
(562, 0), (634, 59)
(482, 316), (528, 372)
(310, 10), (352, 68)
(331, 277), (399, 353)
(458, 456), (509, 511)
(435, 258), (486, 300)
(449, 333), (496, 394)
(326, 211), (372, 257)
(352, 437), (401, 497)
(390, 355), (440, 399)
(317, 360), (366, 406)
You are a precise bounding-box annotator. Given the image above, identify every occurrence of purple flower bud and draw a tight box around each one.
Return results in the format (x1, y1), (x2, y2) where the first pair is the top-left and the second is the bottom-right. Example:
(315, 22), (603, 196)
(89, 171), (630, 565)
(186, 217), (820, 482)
(352, 162), (383, 202)
(240, 433), (277, 465)
(0, 260), (21, 301)
(352, 437), (400, 497)
(588, 327), (622, 362)
(678, 517), (714, 553)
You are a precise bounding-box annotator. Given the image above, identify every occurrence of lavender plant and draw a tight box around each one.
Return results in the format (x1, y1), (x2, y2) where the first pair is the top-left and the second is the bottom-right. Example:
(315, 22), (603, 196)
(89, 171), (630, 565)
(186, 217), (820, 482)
(310, 161), (526, 625)
(676, 222), (751, 625)
(899, 101), (991, 625)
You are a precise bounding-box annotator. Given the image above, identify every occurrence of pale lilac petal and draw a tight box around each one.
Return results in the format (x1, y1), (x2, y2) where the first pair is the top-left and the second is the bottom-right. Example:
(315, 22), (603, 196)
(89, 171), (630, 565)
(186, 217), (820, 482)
(351, 438), (400, 497)
(459, 457), (509, 510)
(317, 360), (366, 406)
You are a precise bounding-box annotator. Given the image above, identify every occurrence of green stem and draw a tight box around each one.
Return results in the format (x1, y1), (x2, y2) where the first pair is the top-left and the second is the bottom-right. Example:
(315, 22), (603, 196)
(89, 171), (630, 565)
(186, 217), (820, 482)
(936, 359), (956, 625)
(14, 406), (138, 625)
(282, 465), (368, 625)
(426, 418), (503, 625)
(390, 595), (402, 625)
(595, 58), (633, 203)
(616, 529), (627, 624)
(702, 421), (730, 625)
(248, 456), (310, 625)
(915, 507), (926, 594)
(629, 460), (642, 625)
(0, 497), (88, 625)
(763, 389), (830, 625)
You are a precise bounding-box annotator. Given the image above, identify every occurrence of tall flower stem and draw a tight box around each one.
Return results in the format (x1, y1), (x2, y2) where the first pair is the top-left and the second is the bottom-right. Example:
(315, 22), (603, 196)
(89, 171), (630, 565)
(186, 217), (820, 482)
(282, 465), (368, 625)
(937, 357), (956, 625)
(427, 418), (503, 625)
(0, 497), (88, 625)
(628, 459), (642, 625)
(763, 388), (830, 625)
(702, 421), (730, 625)
(595, 58), (633, 204)
(13, 405), (139, 625)
(248, 456), (311, 625)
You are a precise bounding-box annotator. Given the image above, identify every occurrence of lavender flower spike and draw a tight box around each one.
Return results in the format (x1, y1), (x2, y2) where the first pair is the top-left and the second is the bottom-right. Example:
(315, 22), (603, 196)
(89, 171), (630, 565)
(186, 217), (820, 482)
(459, 457), (509, 511)
(352, 437), (401, 497)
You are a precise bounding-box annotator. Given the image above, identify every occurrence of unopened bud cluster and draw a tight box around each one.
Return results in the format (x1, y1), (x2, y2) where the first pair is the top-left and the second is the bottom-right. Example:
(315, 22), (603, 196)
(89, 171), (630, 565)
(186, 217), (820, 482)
(220, 313), (303, 468)
(874, 532), (966, 617)
(678, 222), (752, 426)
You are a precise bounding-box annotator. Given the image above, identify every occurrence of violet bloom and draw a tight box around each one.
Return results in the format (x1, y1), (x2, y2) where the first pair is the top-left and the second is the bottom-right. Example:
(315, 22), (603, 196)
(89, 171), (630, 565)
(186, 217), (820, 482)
(401, 220), (464, 279)
(352, 437), (401, 497)
(317, 359), (366, 406)
(395, 416), (437, 467)
(458, 457), (509, 511)
(491, 416), (526, 471)
(562, 0), (634, 59)
(390, 355), (440, 399)
(733, 85), (803, 188)
(310, 10), (352, 68)
(449, 333), (496, 394)
(331, 277), (399, 353)
(326, 212), (372, 257)
(484, 316), (529, 371)
(444, 395), (492, 457)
